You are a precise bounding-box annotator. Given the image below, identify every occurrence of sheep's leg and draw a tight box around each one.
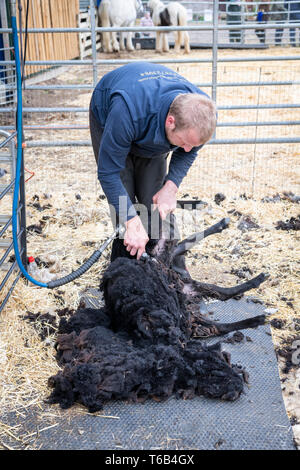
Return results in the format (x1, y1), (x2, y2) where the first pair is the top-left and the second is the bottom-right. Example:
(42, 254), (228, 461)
(183, 272), (269, 301)
(193, 314), (266, 338)
(172, 255), (191, 279)
(171, 217), (229, 279)
(172, 217), (230, 259)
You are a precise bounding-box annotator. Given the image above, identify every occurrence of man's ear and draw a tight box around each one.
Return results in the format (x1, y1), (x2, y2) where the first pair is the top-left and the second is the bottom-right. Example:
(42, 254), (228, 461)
(165, 114), (176, 130)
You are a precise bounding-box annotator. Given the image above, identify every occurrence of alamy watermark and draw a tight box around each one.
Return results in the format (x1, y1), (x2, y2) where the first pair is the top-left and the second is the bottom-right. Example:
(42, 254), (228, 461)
(107, 196), (207, 239)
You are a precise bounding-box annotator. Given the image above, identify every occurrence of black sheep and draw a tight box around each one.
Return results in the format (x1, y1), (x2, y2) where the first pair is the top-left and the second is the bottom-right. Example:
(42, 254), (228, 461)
(48, 217), (267, 412)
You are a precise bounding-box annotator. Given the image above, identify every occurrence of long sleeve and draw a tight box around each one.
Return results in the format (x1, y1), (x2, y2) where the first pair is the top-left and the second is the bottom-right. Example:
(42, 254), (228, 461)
(97, 96), (136, 222)
(166, 145), (203, 188)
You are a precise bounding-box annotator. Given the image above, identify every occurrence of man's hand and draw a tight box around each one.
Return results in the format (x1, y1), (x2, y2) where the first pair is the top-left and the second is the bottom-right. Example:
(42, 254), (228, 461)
(152, 180), (178, 220)
(124, 215), (149, 260)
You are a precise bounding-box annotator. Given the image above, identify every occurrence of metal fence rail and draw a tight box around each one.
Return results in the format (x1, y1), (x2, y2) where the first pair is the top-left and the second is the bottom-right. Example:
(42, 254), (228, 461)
(0, 130), (26, 315)
(0, 0), (298, 142)
(0, 0), (299, 312)
(162, 0), (300, 47)
(0, 48), (299, 142)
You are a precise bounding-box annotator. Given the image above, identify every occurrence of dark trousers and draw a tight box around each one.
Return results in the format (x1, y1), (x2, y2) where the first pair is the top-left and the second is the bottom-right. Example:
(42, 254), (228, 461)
(255, 28), (266, 43)
(89, 106), (181, 260)
(275, 21), (284, 45)
(289, 22), (299, 46)
(275, 28), (284, 44)
(228, 22), (241, 43)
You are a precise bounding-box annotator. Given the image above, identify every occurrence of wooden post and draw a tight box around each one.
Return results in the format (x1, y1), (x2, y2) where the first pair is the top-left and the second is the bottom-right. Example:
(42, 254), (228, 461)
(18, 0), (80, 78)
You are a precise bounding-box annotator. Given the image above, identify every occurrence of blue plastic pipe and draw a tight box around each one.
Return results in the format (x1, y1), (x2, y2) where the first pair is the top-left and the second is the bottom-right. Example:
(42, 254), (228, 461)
(11, 12), (47, 287)
(11, 9), (121, 288)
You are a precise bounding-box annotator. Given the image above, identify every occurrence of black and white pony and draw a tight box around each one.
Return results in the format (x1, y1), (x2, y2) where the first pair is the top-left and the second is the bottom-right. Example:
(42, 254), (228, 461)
(148, 0), (190, 54)
(98, 0), (144, 53)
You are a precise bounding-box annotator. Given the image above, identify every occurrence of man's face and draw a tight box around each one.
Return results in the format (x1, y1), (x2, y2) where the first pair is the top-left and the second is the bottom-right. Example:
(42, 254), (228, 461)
(165, 115), (203, 152)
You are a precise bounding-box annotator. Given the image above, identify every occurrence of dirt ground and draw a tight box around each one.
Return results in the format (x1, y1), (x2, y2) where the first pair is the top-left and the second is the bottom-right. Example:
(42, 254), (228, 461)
(0, 47), (299, 449)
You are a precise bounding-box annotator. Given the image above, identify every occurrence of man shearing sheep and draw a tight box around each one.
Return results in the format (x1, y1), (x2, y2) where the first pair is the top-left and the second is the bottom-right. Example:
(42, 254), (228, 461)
(89, 62), (216, 274)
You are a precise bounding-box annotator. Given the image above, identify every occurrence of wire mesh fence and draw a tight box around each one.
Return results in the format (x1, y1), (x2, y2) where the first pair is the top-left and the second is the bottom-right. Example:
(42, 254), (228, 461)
(172, 0), (300, 47)
(0, 0), (299, 310)
(15, 54), (299, 200)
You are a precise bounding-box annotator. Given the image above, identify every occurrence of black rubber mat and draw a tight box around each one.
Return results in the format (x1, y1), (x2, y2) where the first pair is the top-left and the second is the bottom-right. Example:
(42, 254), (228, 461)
(0, 296), (295, 450)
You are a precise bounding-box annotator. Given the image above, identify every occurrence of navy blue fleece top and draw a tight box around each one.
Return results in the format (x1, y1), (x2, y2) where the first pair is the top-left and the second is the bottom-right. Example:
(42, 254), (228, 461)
(90, 62), (209, 221)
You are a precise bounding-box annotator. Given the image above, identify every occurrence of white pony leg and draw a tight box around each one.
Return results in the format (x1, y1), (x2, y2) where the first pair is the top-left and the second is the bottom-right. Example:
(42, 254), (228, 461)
(103, 32), (112, 53)
(98, 0), (112, 53)
(184, 31), (190, 54)
(156, 31), (162, 52)
(126, 32), (134, 51)
(119, 33), (126, 51)
(111, 31), (120, 52)
(174, 32), (181, 53)
(162, 33), (169, 52)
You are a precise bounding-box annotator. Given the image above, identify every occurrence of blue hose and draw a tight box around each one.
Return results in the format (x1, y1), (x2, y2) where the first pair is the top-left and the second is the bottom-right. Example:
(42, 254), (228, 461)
(11, 14), (47, 287)
(11, 13), (119, 289)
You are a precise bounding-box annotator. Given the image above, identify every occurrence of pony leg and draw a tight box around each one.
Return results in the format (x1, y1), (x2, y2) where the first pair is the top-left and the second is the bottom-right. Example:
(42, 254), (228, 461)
(184, 31), (190, 54)
(172, 218), (230, 260)
(126, 32), (134, 51)
(102, 32), (112, 53)
(162, 33), (169, 52)
(98, 1), (112, 53)
(155, 31), (162, 52)
(111, 31), (120, 52)
(174, 32), (181, 53)
(119, 33), (125, 51)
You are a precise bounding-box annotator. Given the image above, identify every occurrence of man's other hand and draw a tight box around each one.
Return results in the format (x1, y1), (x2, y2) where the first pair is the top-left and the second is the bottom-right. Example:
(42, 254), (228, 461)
(152, 180), (178, 220)
(124, 215), (149, 260)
